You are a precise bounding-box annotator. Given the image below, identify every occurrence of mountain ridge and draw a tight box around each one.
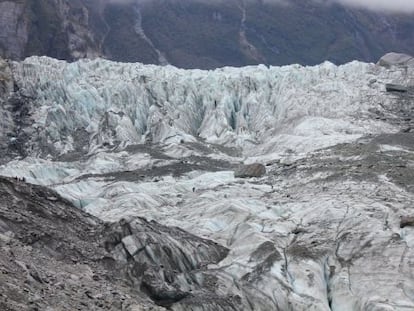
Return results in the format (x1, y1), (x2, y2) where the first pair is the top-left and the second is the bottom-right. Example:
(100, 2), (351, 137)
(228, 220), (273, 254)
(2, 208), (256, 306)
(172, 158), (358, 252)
(0, 0), (413, 69)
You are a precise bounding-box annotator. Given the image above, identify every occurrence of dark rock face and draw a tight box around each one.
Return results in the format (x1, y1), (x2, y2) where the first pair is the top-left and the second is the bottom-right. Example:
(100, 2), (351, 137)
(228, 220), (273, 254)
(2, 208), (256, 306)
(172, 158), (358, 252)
(0, 1), (28, 60)
(0, 58), (12, 100)
(0, 66), (37, 165)
(234, 163), (266, 178)
(1, 0), (414, 68)
(0, 176), (231, 310)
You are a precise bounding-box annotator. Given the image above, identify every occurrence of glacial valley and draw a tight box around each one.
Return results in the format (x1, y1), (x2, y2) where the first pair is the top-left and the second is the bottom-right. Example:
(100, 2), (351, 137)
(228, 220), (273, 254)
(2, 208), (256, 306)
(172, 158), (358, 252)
(1, 53), (414, 310)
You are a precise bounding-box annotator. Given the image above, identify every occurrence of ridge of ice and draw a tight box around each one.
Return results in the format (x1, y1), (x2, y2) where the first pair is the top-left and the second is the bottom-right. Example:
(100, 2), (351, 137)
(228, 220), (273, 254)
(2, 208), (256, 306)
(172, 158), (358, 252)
(10, 56), (404, 157)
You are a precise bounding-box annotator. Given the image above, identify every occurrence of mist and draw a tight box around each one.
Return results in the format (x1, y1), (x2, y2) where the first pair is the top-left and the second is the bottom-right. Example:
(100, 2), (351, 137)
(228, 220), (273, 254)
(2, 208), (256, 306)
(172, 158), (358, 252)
(334, 0), (414, 12)
(104, 0), (414, 13)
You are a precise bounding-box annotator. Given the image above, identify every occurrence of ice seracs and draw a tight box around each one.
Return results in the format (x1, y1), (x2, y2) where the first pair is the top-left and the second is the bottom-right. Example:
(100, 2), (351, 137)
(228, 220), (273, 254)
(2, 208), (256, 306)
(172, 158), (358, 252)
(8, 56), (409, 158)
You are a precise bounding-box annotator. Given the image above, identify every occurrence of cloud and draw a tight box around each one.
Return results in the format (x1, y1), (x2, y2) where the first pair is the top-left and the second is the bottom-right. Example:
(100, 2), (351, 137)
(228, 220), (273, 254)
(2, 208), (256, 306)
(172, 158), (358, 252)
(333, 0), (414, 12)
(102, 0), (414, 13)
(106, 0), (137, 4)
(111, 0), (134, 3)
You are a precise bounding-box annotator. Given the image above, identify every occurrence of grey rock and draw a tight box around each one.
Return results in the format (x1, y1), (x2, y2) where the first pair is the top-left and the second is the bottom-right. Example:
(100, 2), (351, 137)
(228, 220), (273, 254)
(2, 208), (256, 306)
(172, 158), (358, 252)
(102, 217), (230, 307)
(400, 216), (414, 228)
(234, 163), (266, 178)
(0, 176), (232, 310)
(385, 83), (408, 93)
(377, 52), (414, 68)
(0, 2), (28, 59)
(0, 58), (11, 95)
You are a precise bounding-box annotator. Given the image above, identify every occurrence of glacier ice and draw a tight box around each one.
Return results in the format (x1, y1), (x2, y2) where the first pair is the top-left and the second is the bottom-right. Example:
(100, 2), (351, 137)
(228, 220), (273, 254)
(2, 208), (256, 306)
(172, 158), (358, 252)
(8, 56), (406, 157)
(1, 56), (414, 310)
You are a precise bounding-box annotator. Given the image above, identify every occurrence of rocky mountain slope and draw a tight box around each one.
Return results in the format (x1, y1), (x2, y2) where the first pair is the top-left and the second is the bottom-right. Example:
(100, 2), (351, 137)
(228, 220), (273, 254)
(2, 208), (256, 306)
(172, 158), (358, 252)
(0, 0), (414, 68)
(0, 175), (233, 310)
(0, 53), (414, 310)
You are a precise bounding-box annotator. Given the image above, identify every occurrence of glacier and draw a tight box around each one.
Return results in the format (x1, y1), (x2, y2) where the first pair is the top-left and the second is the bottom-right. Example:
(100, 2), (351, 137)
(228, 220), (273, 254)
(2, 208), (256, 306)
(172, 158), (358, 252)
(1, 55), (414, 310)
(7, 56), (405, 156)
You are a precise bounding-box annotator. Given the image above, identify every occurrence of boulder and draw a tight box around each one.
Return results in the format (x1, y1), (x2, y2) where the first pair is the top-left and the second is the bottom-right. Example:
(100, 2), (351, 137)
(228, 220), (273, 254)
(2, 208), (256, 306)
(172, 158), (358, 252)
(400, 216), (414, 228)
(377, 53), (414, 68)
(386, 83), (408, 93)
(234, 163), (266, 178)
